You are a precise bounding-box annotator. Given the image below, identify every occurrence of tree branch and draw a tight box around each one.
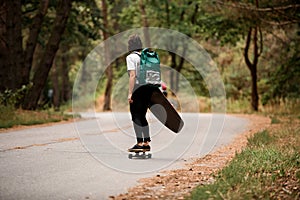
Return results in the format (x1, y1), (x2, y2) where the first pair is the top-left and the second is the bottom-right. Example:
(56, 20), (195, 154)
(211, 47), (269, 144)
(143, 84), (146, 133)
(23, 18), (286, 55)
(215, 0), (300, 12)
(253, 26), (258, 67)
(244, 27), (252, 70)
(260, 19), (299, 26)
(258, 27), (263, 57)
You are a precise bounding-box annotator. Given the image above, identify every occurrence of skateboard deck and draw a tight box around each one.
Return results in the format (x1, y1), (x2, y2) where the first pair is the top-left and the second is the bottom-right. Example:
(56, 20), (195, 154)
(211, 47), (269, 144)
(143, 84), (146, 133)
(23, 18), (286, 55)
(150, 90), (184, 133)
(128, 150), (152, 159)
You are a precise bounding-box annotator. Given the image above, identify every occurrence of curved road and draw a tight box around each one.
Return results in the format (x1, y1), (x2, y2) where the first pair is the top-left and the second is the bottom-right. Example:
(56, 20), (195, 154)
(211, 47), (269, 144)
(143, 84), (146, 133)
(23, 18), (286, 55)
(0, 113), (248, 200)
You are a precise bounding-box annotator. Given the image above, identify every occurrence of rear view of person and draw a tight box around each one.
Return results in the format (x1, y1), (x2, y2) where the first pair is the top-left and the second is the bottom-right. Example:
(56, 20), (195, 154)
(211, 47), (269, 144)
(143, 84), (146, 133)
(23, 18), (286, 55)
(126, 34), (161, 152)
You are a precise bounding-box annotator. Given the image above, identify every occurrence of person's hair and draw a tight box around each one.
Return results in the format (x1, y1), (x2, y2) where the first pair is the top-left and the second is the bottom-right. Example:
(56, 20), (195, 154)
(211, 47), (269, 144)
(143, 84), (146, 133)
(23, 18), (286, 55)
(128, 34), (143, 52)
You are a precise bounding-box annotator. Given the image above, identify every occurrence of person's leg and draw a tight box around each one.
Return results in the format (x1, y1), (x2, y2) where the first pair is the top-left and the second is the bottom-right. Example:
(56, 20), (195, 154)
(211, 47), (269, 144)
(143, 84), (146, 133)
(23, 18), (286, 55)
(129, 86), (149, 148)
(141, 85), (156, 150)
(128, 114), (144, 151)
(132, 111), (149, 140)
(132, 122), (144, 144)
(139, 118), (151, 150)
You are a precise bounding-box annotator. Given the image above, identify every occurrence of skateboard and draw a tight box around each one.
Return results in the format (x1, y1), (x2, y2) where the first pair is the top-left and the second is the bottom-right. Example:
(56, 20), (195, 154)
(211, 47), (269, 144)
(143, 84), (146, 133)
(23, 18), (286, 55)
(128, 149), (152, 159)
(150, 90), (184, 133)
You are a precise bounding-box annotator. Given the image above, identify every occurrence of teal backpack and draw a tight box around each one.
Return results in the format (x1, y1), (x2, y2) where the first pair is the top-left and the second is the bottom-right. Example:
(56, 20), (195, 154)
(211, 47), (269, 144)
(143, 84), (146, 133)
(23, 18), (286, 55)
(135, 48), (161, 87)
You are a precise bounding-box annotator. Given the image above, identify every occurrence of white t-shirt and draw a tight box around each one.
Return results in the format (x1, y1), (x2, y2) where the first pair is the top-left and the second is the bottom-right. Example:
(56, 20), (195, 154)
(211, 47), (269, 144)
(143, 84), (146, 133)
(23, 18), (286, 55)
(126, 52), (140, 71)
(126, 52), (140, 84)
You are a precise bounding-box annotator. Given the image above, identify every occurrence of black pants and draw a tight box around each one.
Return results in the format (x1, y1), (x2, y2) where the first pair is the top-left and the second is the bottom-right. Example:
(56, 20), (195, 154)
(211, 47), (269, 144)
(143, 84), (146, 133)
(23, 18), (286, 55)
(130, 85), (159, 143)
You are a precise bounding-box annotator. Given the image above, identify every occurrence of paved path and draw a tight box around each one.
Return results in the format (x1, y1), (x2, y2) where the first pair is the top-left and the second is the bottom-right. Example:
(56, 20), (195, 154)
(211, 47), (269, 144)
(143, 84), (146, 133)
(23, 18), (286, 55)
(0, 113), (248, 200)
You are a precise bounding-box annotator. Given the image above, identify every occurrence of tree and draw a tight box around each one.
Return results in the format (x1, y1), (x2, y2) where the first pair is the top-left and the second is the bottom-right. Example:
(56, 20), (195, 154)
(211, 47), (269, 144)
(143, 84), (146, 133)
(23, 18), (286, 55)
(261, 26), (300, 105)
(52, 0), (104, 109)
(22, 0), (72, 110)
(100, 0), (129, 111)
(0, 0), (72, 110)
(162, 1), (193, 92)
(242, 0), (263, 111)
(0, 1), (24, 92)
(1, 0), (106, 110)
(194, 0), (300, 111)
(119, 0), (198, 92)
(244, 26), (263, 111)
(139, 0), (151, 47)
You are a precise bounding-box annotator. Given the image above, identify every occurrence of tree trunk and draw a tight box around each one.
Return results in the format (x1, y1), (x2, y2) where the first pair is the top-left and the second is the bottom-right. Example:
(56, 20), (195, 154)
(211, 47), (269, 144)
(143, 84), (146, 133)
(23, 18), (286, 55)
(102, 0), (113, 111)
(51, 58), (60, 111)
(103, 68), (113, 111)
(22, 0), (49, 86)
(169, 52), (177, 92)
(250, 64), (259, 111)
(0, 2), (10, 92)
(174, 43), (187, 92)
(169, 43), (186, 93)
(61, 47), (71, 103)
(22, 0), (72, 110)
(244, 26), (262, 111)
(139, 0), (151, 47)
(0, 1), (23, 92)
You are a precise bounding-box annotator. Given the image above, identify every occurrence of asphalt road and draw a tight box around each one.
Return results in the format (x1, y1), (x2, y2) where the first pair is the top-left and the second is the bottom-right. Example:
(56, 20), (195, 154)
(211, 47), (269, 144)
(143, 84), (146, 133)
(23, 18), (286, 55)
(0, 113), (248, 200)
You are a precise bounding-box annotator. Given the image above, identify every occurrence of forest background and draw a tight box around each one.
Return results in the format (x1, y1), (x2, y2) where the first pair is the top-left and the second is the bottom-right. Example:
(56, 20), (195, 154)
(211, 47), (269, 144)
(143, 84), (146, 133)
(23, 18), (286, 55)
(0, 0), (299, 117)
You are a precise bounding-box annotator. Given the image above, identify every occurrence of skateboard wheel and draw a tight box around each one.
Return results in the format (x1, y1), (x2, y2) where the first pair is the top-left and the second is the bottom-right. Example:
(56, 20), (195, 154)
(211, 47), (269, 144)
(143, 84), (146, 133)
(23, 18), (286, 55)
(128, 154), (133, 159)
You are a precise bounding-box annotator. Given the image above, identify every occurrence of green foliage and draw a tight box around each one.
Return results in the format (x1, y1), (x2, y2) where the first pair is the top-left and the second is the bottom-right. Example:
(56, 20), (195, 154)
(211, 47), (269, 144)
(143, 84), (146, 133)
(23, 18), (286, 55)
(226, 98), (252, 113)
(270, 116), (281, 124)
(16, 0), (300, 111)
(193, 0), (251, 45)
(0, 84), (72, 129)
(262, 51), (300, 105)
(22, 0), (103, 47)
(66, 1), (103, 45)
(119, 0), (205, 40)
(190, 149), (294, 199)
(192, 0), (300, 110)
(247, 130), (273, 147)
(181, 64), (209, 97)
(0, 105), (16, 128)
(0, 85), (31, 106)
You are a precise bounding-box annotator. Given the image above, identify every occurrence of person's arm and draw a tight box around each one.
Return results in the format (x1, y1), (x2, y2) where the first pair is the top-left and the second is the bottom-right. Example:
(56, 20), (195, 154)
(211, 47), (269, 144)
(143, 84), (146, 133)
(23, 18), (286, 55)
(128, 70), (136, 103)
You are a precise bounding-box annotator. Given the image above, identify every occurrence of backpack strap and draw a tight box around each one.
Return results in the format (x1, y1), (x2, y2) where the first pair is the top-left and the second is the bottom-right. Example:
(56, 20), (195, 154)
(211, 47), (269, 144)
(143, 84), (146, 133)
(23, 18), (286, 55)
(133, 52), (141, 57)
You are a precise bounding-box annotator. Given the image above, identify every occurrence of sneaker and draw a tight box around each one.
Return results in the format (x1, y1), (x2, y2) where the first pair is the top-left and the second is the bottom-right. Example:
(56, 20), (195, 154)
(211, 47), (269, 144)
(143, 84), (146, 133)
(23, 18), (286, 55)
(128, 144), (144, 152)
(143, 145), (151, 151)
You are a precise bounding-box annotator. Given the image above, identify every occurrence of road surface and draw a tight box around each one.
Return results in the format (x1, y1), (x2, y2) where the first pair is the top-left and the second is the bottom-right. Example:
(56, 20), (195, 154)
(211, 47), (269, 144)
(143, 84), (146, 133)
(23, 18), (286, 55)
(0, 113), (248, 200)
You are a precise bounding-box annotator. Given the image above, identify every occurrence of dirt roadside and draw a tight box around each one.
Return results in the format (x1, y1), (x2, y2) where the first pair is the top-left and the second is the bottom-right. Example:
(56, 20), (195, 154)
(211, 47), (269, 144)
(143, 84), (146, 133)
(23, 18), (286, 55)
(111, 114), (271, 200)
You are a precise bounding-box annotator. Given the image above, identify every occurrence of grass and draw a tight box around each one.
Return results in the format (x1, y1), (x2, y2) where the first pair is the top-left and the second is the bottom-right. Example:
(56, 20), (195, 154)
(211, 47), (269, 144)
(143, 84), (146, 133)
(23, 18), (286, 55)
(226, 97), (252, 113)
(188, 115), (300, 200)
(0, 105), (74, 129)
